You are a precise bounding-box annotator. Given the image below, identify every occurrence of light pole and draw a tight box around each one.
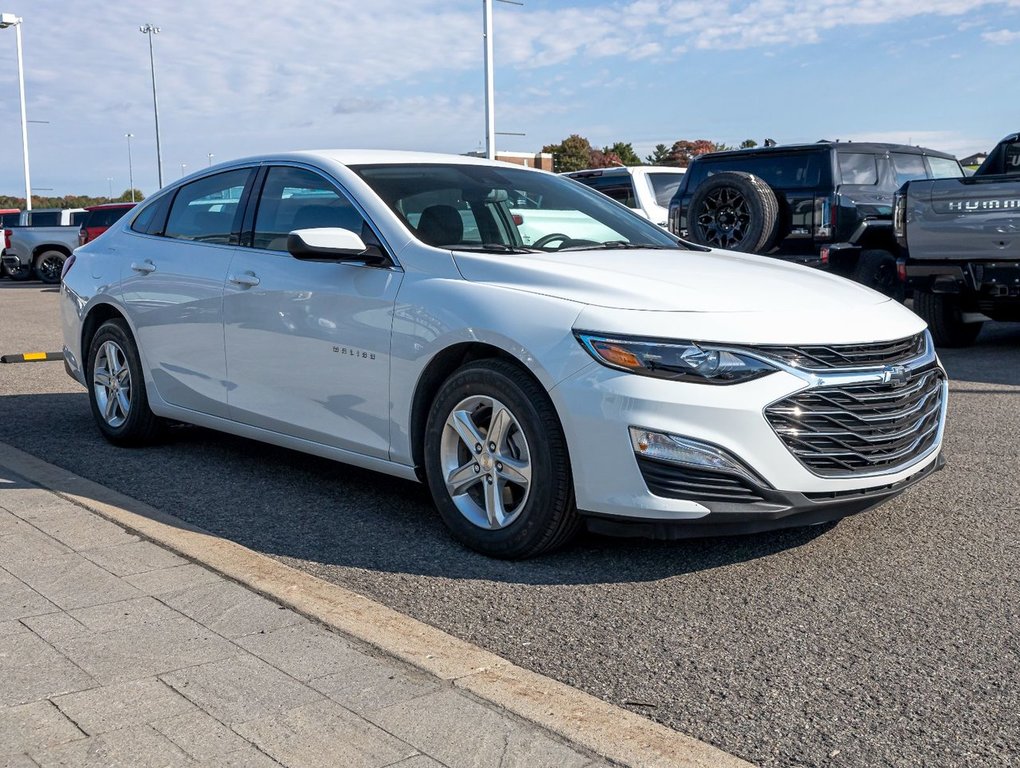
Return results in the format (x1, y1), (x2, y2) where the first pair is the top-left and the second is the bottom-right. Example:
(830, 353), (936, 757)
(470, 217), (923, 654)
(106, 177), (113, 199)
(207, 152), (214, 167)
(0, 12), (32, 210)
(125, 133), (135, 202)
(481, 0), (522, 161)
(180, 162), (186, 178)
(139, 23), (163, 188)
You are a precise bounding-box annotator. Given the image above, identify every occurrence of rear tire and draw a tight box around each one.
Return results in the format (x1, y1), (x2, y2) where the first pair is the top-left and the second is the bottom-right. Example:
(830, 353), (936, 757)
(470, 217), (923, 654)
(914, 291), (982, 347)
(853, 249), (904, 301)
(34, 250), (67, 284)
(687, 171), (779, 253)
(424, 359), (579, 559)
(86, 319), (165, 446)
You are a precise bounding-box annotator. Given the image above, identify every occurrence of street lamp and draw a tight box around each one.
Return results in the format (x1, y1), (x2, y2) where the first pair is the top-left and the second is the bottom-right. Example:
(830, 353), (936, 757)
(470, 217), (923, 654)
(0, 12), (32, 211)
(106, 177), (113, 199)
(139, 23), (163, 188)
(207, 152), (214, 167)
(180, 162), (186, 178)
(125, 133), (135, 202)
(481, 0), (522, 161)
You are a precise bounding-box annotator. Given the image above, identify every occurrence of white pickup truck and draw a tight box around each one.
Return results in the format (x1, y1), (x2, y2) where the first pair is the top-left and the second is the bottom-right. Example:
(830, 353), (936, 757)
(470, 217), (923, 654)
(563, 166), (687, 228)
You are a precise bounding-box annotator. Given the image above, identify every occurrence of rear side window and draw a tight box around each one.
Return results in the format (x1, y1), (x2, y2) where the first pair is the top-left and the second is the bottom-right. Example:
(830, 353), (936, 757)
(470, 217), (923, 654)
(890, 153), (928, 186)
(29, 211), (59, 226)
(690, 152), (829, 190)
(86, 207), (133, 228)
(926, 157), (964, 179)
(70, 211), (87, 226)
(647, 173), (684, 207)
(838, 153), (878, 185)
(164, 169), (252, 245)
(130, 195), (172, 236)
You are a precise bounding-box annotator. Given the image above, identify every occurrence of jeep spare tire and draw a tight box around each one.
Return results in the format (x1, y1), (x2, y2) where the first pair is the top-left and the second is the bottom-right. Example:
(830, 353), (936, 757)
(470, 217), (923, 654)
(687, 171), (779, 253)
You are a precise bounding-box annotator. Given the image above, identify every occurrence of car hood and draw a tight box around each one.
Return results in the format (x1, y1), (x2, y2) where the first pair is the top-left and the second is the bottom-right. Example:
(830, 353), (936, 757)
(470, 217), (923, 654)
(452, 247), (887, 314)
(451, 246), (927, 345)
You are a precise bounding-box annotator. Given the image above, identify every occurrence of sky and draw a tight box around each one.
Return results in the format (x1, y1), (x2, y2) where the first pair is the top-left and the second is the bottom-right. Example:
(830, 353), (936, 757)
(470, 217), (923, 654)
(0, 0), (1018, 197)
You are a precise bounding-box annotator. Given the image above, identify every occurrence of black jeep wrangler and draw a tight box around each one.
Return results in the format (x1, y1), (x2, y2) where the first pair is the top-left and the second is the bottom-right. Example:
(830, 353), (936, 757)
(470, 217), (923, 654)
(667, 142), (965, 297)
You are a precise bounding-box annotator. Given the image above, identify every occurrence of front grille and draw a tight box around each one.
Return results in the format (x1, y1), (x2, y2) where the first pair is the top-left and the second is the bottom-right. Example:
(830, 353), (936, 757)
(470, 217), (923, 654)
(765, 368), (945, 476)
(637, 457), (766, 503)
(754, 333), (925, 369)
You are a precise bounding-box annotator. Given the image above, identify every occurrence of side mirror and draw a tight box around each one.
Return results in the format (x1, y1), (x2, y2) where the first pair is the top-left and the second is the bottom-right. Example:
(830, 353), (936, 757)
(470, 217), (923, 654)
(287, 228), (382, 263)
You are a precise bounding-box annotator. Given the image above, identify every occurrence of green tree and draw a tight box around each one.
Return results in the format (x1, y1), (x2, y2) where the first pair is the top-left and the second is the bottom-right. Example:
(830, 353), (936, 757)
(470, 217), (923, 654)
(605, 141), (641, 166)
(542, 134), (595, 173)
(740, 139), (758, 149)
(644, 144), (671, 165)
(667, 139), (716, 168)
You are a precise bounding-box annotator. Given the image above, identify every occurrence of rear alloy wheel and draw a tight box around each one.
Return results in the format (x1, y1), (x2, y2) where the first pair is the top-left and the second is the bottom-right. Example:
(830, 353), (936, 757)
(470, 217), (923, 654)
(687, 171), (780, 253)
(34, 250), (67, 284)
(914, 290), (983, 348)
(424, 360), (579, 559)
(87, 319), (164, 445)
(853, 249), (904, 301)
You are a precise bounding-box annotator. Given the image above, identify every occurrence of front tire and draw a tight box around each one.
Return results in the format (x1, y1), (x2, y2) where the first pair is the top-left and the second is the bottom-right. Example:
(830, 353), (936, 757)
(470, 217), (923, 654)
(86, 319), (165, 445)
(914, 291), (983, 347)
(34, 250), (67, 284)
(424, 359), (579, 559)
(853, 249), (904, 301)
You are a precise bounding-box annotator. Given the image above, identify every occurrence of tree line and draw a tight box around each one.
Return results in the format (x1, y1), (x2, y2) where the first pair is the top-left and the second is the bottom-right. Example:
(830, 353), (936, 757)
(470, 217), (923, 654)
(540, 135), (759, 172)
(0, 190), (144, 211)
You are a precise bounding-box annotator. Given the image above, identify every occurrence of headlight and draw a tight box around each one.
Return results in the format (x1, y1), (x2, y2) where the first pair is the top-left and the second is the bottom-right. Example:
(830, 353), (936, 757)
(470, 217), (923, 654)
(575, 332), (777, 384)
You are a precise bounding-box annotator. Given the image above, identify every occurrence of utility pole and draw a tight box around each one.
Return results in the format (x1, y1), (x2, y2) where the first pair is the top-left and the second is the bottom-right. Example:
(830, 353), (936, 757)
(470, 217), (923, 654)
(125, 133), (135, 202)
(482, 0), (522, 161)
(0, 13), (32, 210)
(140, 23), (164, 188)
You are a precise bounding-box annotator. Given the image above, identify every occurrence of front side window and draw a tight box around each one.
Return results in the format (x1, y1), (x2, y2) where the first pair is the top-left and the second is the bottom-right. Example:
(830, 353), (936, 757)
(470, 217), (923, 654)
(164, 169), (251, 244)
(252, 166), (368, 251)
(838, 153), (879, 185)
(890, 153), (928, 186)
(351, 163), (680, 252)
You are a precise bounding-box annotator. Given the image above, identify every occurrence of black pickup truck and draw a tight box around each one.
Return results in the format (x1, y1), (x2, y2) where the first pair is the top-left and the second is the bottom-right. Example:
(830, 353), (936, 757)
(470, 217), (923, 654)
(668, 141), (965, 298)
(895, 133), (1020, 346)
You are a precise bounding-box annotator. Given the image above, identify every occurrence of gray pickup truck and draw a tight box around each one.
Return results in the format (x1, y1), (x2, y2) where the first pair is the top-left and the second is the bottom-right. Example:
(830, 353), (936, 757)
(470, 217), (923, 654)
(895, 132), (1020, 346)
(1, 224), (81, 283)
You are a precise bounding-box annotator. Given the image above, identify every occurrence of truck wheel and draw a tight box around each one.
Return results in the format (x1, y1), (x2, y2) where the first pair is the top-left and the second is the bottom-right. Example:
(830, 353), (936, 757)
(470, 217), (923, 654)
(34, 250), (67, 284)
(687, 171), (779, 253)
(5, 261), (33, 281)
(424, 359), (580, 559)
(853, 250), (904, 301)
(914, 291), (983, 347)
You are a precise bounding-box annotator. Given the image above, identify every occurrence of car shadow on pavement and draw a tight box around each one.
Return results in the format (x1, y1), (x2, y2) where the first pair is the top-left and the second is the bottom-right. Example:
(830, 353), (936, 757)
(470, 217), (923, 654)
(936, 322), (1020, 387)
(0, 391), (839, 587)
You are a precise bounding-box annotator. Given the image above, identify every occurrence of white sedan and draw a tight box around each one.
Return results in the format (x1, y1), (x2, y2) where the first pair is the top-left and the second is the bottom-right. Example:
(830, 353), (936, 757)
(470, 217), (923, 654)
(60, 151), (946, 558)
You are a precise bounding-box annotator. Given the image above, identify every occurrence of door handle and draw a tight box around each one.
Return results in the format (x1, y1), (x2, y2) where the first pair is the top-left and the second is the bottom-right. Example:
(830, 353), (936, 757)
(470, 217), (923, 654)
(229, 272), (260, 288)
(130, 260), (156, 274)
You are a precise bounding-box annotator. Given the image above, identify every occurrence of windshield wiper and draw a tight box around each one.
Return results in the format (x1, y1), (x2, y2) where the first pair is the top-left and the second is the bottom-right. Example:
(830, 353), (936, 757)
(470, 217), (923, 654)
(559, 240), (679, 251)
(455, 243), (540, 254)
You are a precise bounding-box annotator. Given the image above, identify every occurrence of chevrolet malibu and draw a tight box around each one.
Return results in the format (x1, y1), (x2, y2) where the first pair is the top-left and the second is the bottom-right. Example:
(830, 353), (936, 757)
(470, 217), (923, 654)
(61, 151), (947, 558)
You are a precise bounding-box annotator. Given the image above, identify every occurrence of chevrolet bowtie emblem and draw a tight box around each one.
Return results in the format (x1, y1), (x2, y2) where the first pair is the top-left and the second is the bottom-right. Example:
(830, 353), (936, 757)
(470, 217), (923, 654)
(881, 365), (912, 387)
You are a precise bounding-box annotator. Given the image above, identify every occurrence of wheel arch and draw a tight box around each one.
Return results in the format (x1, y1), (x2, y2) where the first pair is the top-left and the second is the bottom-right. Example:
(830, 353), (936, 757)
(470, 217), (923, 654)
(33, 243), (72, 260)
(408, 341), (550, 479)
(81, 302), (130, 372)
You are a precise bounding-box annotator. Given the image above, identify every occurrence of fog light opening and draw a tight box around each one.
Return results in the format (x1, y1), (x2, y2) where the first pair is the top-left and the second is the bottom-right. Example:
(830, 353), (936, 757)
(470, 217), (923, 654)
(629, 427), (765, 485)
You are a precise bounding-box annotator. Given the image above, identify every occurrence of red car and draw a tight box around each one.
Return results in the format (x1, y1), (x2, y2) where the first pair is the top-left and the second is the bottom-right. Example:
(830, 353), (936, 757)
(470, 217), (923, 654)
(78, 203), (136, 246)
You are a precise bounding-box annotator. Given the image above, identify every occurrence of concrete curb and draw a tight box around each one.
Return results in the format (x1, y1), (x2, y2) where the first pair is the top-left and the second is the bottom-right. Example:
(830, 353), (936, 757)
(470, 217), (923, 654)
(0, 441), (755, 768)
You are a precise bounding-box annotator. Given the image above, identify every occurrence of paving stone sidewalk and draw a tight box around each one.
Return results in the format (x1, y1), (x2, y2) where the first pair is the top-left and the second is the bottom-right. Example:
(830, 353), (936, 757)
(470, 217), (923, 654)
(0, 467), (610, 768)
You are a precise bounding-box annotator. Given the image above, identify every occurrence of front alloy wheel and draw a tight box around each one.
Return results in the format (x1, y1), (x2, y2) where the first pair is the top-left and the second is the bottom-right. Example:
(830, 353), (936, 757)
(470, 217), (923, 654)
(439, 395), (532, 530)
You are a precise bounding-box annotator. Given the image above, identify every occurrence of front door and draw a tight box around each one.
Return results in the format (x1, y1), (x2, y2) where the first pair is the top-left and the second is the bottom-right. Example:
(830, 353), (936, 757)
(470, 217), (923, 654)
(222, 165), (402, 458)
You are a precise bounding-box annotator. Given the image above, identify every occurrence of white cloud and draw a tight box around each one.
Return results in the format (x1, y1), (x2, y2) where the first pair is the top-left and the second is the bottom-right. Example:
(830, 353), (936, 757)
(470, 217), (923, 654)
(982, 28), (1020, 43)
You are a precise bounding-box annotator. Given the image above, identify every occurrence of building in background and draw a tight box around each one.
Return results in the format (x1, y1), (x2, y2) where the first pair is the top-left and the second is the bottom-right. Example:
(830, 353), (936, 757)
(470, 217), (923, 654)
(465, 150), (554, 171)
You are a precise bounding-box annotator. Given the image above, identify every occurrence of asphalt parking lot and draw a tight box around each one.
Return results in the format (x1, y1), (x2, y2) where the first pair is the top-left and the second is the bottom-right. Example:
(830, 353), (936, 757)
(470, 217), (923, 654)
(1, 281), (1018, 768)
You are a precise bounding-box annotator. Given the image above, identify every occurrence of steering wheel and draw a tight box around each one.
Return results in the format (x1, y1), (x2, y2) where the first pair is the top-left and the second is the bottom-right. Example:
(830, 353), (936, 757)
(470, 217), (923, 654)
(533, 233), (572, 249)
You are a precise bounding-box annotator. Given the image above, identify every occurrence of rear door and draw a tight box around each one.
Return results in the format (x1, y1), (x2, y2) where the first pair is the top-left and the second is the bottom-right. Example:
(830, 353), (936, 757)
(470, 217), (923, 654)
(222, 164), (402, 458)
(119, 167), (254, 417)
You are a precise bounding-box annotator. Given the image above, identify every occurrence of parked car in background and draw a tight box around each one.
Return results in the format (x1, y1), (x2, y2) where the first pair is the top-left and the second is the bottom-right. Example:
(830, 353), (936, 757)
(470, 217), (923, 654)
(564, 165), (686, 227)
(19, 207), (86, 227)
(895, 131), (1020, 346)
(78, 203), (136, 246)
(2, 223), (81, 283)
(62, 150), (945, 558)
(668, 142), (965, 297)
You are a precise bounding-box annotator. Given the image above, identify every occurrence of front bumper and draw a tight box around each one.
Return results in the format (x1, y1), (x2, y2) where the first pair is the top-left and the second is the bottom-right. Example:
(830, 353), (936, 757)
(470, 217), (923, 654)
(585, 453), (944, 539)
(549, 340), (946, 528)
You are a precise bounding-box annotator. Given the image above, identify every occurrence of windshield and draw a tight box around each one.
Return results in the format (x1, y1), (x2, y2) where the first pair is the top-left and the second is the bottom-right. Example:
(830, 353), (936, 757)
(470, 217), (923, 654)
(350, 163), (682, 253)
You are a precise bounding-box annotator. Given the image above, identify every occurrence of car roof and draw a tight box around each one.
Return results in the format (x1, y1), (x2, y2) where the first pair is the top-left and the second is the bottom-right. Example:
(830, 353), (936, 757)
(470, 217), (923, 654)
(222, 149), (546, 171)
(85, 203), (136, 211)
(697, 142), (958, 162)
(565, 165), (686, 178)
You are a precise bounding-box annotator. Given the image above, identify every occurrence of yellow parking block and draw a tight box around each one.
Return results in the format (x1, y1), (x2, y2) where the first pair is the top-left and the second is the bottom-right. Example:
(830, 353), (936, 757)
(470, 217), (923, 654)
(0, 351), (63, 364)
